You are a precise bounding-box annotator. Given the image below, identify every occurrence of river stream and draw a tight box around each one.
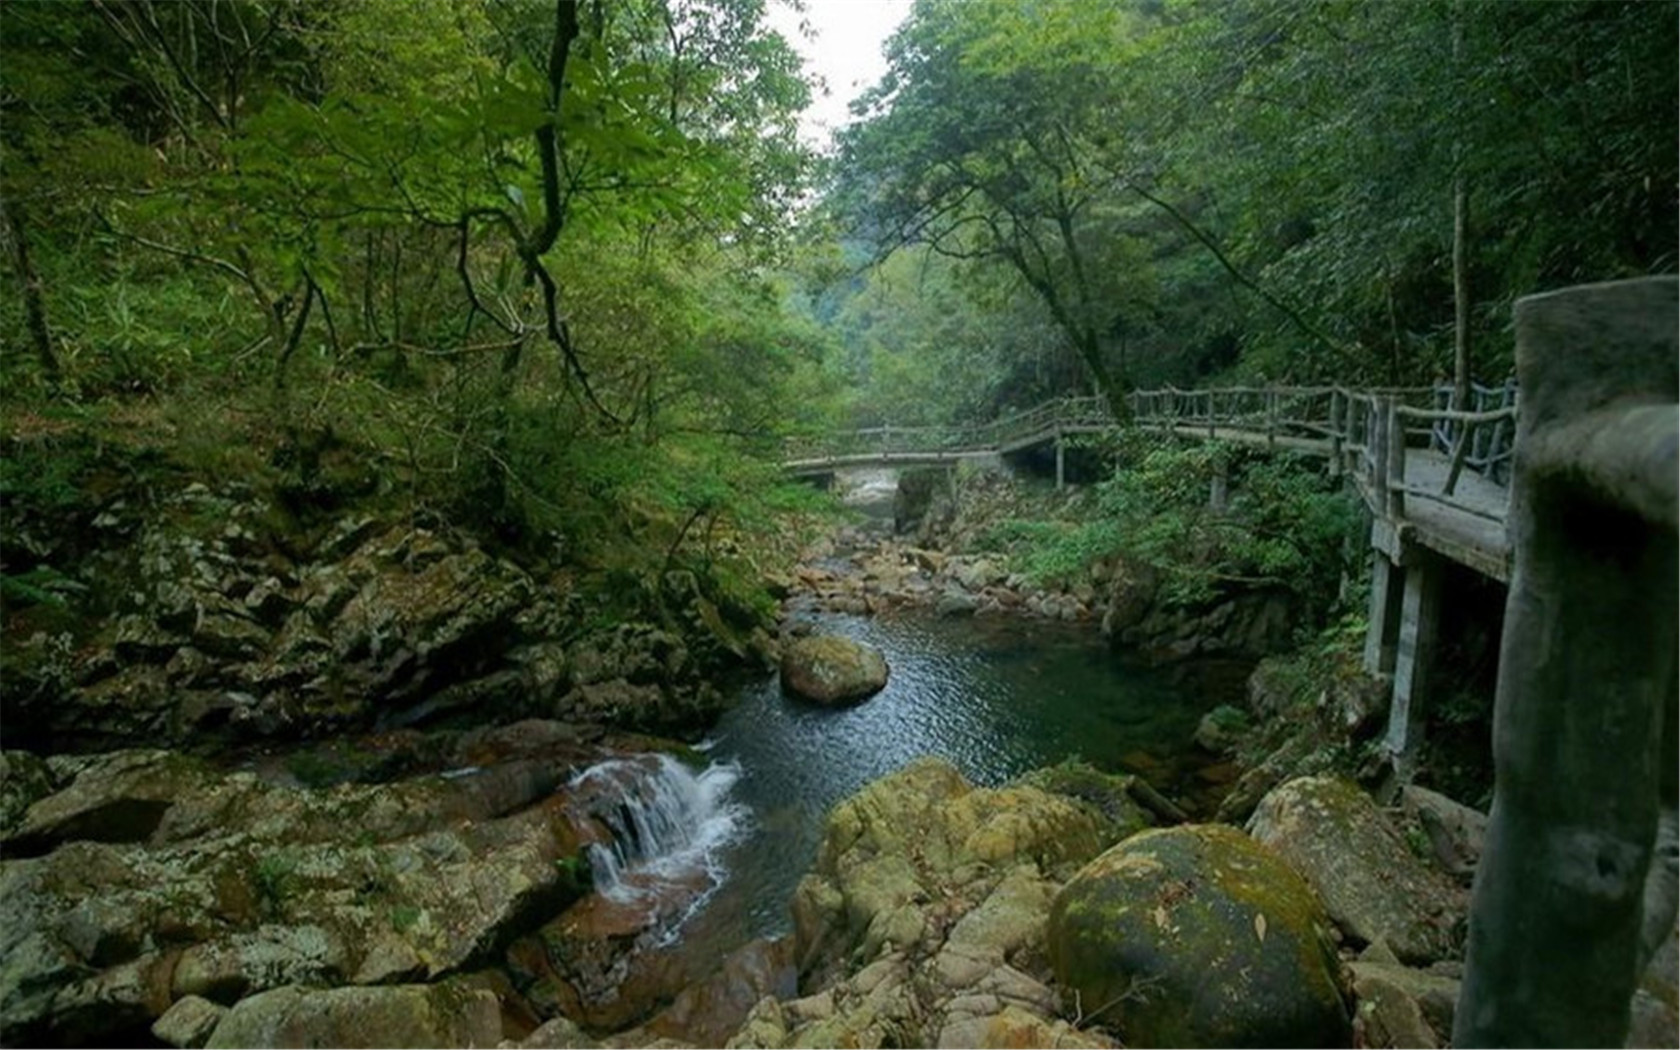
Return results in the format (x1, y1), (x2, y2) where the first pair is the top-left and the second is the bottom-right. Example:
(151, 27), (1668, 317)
(664, 605), (1222, 975)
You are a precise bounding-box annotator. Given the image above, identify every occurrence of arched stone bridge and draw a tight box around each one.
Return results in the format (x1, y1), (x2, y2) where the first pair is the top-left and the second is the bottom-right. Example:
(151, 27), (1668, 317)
(787, 277), (1679, 1048)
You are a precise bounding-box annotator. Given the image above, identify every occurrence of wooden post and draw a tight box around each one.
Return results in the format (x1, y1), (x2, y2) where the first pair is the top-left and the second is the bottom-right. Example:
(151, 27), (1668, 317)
(1055, 426), (1066, 490)
(1384, 398), (1406, 520)
(1455, 277), (1679, 1048)
(1208, 390), (1217, 440)
(1266, 389), (1277, 449)
(1209, 456), (1230, 513)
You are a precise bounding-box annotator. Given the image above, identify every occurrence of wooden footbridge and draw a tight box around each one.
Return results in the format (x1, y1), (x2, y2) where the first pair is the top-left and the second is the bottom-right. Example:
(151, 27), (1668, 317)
(786, 380), (1521, 581)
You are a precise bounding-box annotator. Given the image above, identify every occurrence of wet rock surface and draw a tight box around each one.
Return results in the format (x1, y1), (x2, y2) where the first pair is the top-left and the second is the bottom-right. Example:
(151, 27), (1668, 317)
(777, 634), (889, 705)
(0, 724), (689, 1047)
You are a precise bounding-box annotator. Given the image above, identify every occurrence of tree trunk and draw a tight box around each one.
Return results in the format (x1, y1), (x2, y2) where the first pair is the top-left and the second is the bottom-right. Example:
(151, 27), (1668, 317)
(1451, 1), (1472, 411)
(3, 200), (61, 386)
(1452, 179), (1471, 409)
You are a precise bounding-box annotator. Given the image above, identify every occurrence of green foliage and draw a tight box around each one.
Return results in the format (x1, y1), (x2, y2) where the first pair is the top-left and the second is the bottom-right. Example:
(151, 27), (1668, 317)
(389, 904), (423, 933)
(989, 435), (1358, 616)
(0, 439), (86, 518)
(253, 849), (302, 917)
(552, 852), (593, 896)
(1, 0), (823, 542)
(1203, 704), (1251, 735)
(825, 0), (1675, 403)
(0, 567), (77, 610)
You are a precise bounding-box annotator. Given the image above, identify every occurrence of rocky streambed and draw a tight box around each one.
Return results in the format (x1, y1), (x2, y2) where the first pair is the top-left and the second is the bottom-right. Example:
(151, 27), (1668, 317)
(5, 468), (1676, 1048)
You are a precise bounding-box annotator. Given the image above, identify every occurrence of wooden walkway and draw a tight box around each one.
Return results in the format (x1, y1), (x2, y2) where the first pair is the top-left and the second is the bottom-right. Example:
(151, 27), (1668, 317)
(785, 383), (1518, 582)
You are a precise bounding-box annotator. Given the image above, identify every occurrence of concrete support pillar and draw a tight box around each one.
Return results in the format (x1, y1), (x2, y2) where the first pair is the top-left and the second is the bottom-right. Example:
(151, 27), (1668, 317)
(1380, 554), (1441, 781)
(1362, 553), (1405, 678)
(1455, 277), (1679, 1048)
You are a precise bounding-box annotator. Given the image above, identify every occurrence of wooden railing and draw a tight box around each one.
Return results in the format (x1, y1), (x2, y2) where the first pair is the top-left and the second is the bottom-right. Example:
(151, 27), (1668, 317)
(787, 381), (1519, 528)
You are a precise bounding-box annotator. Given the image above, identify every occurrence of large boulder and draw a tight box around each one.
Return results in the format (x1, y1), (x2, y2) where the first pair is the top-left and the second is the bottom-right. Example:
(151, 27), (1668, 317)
(779, 635), (889, 705)
(3, 749), (215, 854)
(730, 758), (1139, 1049)
(1248, 776), (1465, 964)
(204, 982), (501, 1048)
(1048, 823), (1351, 1048)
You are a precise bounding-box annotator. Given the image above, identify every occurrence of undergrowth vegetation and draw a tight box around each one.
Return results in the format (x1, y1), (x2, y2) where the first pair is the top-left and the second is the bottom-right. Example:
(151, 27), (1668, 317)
(985, 435), (1361, 613)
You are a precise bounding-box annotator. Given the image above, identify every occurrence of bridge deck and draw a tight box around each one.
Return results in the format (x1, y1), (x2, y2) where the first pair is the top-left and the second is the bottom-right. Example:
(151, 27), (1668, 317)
(787, 386), (1518, 583)
(1362, 451), (1511, 580)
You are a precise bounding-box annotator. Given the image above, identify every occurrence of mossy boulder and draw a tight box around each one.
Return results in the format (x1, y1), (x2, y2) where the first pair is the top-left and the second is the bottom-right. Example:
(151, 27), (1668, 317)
(765, 758), (1129, 1048)
(779, 634), (889, 705)
(1048, 823), (1350, 1048)
(204, 982), (500, 1048)
(1247, 776), (1464, 964)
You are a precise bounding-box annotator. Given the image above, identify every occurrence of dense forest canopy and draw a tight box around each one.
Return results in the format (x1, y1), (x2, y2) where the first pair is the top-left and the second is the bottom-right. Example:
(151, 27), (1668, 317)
(3, 0), (1676, 546)
(821, 0), (1678, 421)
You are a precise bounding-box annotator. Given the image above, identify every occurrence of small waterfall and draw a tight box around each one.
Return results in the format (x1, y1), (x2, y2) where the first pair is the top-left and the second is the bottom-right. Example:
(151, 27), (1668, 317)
(570, 754), (747, 903)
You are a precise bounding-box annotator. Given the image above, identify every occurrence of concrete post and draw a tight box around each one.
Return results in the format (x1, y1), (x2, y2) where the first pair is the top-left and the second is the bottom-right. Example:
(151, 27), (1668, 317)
(1384, 397), (1406, 520)
(1208, 458), (1230, 513)
(1362, 553), (1405, 678)
(1329, 389), (1345, 478)
(1054, 427), (1065, 490)
(1455, 277), (1679, 1048)
(1380, 554), (1441, 781)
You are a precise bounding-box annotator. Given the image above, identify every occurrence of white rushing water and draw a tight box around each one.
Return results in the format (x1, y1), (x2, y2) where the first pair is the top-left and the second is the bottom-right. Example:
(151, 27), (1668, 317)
(569, 754), (749, 904)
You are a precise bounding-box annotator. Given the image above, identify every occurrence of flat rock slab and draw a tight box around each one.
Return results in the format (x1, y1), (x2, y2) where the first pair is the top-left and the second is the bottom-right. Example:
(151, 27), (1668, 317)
(779, 635), (889, 705)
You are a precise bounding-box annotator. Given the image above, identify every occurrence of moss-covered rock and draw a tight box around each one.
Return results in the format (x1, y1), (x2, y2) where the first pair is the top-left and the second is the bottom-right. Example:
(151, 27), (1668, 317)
(0, 737), (603, 1046)
(4, 749), (215, 854)
(1013, 760), (1153, 846)
(743, 758), (1134, 1049)
(1048, 823), (1350, 1048)
(1247, 776), (1464, 964)
(0, 751), (56, 837)
(203, 982), (501, 1048)
(778, 634), (889, 705)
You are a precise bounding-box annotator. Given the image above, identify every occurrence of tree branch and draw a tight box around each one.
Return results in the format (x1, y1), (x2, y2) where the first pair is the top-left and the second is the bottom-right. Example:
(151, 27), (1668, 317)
(1125, 181), (1343, 356)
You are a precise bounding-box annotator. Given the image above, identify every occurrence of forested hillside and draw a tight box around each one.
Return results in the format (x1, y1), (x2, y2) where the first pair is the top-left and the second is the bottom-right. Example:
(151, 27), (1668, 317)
(817, 0), (1678, 422)
(5, 0), (1675, 539)
(3, 0), (834, 588)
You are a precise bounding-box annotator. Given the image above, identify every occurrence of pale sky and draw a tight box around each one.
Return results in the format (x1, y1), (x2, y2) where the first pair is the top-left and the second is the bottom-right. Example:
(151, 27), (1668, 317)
(766, 0), (914, 152)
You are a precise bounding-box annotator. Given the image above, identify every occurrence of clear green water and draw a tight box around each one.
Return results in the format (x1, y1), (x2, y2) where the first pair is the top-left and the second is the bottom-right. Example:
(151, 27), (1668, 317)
(674, 608), (1218, 955)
